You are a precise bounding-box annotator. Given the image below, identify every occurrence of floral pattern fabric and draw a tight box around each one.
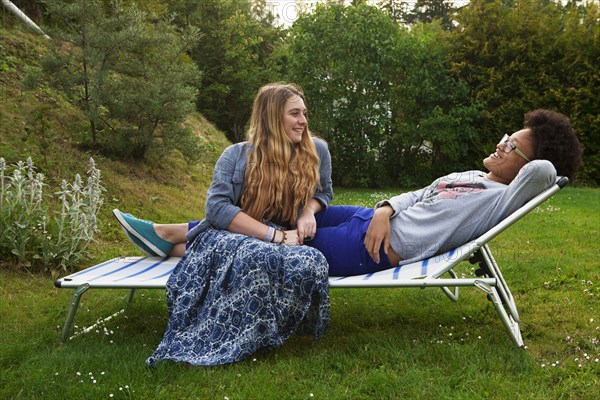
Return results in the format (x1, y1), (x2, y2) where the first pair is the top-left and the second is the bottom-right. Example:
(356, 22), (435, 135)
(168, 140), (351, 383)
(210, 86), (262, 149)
(146, 229), (330, 366)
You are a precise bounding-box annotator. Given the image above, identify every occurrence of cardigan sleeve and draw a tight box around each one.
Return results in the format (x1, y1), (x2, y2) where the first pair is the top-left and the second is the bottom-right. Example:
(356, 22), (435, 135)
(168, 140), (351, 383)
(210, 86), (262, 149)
(203, 143), (246, 230)
(312, 137), (333, 209)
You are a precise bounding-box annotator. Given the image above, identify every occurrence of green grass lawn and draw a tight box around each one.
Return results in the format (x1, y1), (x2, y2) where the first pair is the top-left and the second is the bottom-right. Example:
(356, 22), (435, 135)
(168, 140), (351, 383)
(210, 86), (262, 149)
(1, 187), (598, 399)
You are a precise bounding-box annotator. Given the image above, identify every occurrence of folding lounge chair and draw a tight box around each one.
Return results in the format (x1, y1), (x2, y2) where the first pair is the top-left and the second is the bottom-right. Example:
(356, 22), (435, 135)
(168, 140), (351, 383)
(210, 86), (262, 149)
(55, 177), (569, 345)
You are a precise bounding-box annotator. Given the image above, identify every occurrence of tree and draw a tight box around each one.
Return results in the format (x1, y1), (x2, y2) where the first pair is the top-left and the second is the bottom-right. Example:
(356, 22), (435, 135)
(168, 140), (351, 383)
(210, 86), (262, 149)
(547, 0), (600, 185)
(282, 3), (478, 187)
(377, 0), (410, 23)
(169, 0), (284, 143)
(284, 3), (401, 186)
(405, 0), (459, 30)
(41, 0), (202, 159)
(450, 0), (599, 183)
(384, 22), (481, 184)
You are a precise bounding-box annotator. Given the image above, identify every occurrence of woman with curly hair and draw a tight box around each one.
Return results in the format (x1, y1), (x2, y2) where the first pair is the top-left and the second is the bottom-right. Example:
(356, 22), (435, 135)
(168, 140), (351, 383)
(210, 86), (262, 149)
(357, 108), (583, 272)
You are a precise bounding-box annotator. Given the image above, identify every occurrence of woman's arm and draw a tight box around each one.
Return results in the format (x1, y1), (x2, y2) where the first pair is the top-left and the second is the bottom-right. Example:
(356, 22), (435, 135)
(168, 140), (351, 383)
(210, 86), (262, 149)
(204, 144), (245, 229)
(375, 186), (428, 217)
(494, 159), (557, 218)
(293, 138), (332, 244)
(226, 211), (276, 242)
(364, 204), (394, 263)
(205, 144), (285, 242)
(365, 184), (430, 262)
(296, 198), (323, 244)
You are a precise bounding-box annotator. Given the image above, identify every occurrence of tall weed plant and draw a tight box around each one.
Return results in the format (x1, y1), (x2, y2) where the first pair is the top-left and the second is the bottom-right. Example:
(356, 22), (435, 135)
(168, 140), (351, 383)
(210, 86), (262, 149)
(0, 157), (104, 274)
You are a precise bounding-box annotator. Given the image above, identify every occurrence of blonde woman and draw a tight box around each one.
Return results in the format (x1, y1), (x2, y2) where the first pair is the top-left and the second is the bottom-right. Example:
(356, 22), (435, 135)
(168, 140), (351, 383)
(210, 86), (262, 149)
(114, 83), (332, 256)
(132, 83), (333, 367)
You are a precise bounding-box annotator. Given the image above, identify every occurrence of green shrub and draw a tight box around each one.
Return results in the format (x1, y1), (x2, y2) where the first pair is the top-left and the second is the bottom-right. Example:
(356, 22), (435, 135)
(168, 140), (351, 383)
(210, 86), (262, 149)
(0, 157), (104, 274)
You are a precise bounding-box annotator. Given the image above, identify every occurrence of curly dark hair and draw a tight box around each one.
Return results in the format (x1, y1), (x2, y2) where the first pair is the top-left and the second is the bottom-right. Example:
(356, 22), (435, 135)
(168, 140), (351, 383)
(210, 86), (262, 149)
(524, 109), (583, 180)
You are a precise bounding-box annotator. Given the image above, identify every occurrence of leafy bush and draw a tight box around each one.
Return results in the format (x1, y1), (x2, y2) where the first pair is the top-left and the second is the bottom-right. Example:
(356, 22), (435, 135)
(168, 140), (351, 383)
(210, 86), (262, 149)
(42, 0), (201, 160)
(0, 157), (104, 274)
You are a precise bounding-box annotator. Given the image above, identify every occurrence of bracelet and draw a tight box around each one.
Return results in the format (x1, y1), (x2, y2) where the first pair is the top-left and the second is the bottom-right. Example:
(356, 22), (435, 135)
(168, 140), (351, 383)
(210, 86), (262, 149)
(274, 229), (286, 245)
(264, 226), (275, 243)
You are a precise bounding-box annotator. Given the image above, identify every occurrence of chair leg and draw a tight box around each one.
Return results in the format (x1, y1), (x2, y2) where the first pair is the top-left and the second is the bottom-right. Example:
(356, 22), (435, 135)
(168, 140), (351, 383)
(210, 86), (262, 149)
(126, 289), (136, 304)
(474, 280), (524, 347)
(480, 245), (520, 322)
(61, 284), (90, 342)
(440, 269), (460, 302)
(471, 249), (492, 277)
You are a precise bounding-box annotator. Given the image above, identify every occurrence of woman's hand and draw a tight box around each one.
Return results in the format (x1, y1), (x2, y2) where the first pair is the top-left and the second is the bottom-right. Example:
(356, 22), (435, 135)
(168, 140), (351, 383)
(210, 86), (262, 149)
(295, 199), (322, 244)
(295, 212), (316, 244)
(364, 205), (393, 263)
(271, 229), (302, 246)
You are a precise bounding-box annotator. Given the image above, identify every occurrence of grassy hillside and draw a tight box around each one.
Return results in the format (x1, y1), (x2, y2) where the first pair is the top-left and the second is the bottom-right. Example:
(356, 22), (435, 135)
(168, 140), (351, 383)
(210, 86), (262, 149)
(0, 27), (231, 268)
(2, 28), (599, 400)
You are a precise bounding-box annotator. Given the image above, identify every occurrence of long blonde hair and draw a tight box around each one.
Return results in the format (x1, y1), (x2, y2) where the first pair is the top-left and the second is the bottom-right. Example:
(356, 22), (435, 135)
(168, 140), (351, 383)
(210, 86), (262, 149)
(240, 83), (320, 227)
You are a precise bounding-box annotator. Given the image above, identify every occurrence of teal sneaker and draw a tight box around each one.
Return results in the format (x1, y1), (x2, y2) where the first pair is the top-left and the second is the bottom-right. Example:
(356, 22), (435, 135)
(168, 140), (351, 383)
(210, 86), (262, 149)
(112, 209), (173, 258)
(123, 229), (160, 257)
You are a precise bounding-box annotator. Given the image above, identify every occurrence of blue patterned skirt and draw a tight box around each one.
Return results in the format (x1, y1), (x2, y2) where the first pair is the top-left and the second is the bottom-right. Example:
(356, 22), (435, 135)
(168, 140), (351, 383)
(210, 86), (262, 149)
(146, 229), (330, 366)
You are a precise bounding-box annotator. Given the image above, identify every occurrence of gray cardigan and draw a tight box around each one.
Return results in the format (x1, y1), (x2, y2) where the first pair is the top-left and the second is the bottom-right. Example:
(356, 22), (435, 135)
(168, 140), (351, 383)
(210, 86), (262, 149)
(187, 137), (333, 241)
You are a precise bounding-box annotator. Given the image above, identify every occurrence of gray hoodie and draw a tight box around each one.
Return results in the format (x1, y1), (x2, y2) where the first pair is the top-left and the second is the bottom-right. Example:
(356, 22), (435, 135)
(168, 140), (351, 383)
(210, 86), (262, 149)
(377, 160), (557, 265)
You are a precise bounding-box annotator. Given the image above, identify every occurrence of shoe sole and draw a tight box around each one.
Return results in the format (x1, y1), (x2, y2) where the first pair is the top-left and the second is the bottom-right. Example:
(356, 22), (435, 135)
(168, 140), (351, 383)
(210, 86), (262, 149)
(123, 229), (158, 257)
(112, 209), (167, 258)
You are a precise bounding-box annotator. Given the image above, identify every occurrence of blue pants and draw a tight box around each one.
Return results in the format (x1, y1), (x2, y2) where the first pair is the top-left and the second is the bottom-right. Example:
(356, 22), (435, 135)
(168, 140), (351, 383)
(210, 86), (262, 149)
(308, 206), (392, 276)
(187, 206), (392, 276)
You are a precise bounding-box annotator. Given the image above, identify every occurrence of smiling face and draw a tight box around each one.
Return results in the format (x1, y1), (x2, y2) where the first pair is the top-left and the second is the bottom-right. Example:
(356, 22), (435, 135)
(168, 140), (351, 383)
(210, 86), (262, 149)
(483, 128), (535, 184)
(282, 95), (308, 144)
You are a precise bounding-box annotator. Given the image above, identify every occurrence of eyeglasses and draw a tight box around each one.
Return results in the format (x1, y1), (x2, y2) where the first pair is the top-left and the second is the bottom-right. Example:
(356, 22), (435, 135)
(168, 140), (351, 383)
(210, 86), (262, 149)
(499, 134), (530, 162)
